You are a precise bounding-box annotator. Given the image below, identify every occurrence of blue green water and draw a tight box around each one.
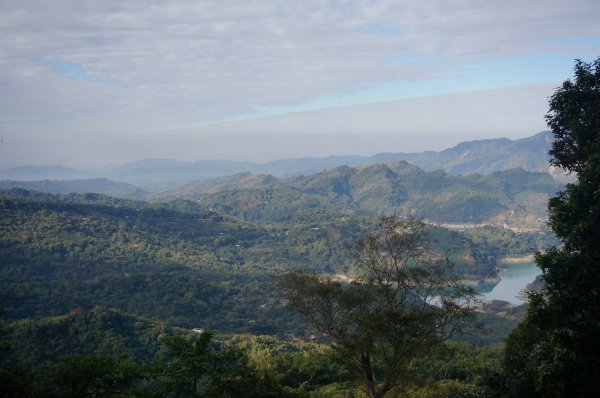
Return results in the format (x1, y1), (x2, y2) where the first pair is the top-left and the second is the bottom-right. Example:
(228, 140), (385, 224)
(481, 261), (541, 305)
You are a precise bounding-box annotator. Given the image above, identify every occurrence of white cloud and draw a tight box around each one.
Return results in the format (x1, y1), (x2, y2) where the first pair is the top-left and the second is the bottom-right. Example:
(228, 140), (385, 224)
(3, 83), (552, 167)
(0, 0), (598, 166)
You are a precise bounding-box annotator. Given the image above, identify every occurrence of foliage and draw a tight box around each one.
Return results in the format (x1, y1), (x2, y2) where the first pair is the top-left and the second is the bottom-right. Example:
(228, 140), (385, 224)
(283, 217), (478, 398)
(158, 332), (257, 397)
(1, 189), (525, 340)
(2, 306), (166, 367)
(0, 191), (348, 334)
(38, 354), (146, 398)
(406, 342), (504, 398)
(503, 57), (600, 396)
(1, 325), (296, 398)
(181, 163), (562, 227)
(462, 226), (557, 260)
(0, 181), (557, 395)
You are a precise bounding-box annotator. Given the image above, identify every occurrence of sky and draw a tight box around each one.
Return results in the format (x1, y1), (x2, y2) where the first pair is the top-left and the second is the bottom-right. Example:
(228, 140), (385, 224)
(0, 0), (599, 168)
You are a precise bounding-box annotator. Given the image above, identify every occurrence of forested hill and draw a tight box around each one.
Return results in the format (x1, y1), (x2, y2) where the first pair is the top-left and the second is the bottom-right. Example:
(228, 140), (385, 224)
(0, 188), (552, 336)
(3, 306), (169, 367)
(163, 162), (563, 227)
(400, 131), (556, 176)
(0, 186), (557, 396)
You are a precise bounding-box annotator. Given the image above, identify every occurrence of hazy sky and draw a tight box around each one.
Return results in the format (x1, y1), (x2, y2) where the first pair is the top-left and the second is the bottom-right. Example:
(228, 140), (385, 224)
(1, 0), (599, 167)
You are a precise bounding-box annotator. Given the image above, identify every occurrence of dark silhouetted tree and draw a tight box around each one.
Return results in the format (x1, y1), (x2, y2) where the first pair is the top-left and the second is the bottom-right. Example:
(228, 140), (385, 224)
(503, 57), (600, 397)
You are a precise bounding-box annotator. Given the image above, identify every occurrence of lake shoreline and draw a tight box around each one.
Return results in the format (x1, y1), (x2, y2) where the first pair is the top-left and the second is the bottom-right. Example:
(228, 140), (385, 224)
(463, 276), (501, 286)
(483, 259), (540, 304)
(498, 255), (535, 264)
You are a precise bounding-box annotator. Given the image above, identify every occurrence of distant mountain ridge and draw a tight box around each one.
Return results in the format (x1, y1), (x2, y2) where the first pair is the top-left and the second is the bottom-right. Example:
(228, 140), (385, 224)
(0, 178), (148, 199)
(407, 132), (555, 175)
(1, 164), (84, 180)
(165, 161), (563, 228)
(0, 131), (563, 189)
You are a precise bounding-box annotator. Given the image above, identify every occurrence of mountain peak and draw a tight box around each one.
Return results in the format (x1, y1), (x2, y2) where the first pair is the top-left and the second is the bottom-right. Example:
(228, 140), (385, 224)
(2, 131), (559, 187)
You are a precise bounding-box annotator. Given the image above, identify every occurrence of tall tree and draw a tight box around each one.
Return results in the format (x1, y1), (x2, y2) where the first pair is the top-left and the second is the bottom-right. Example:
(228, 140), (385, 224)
(503, 58), (600, 397)
(159, 332), (292, 398)
(283, 217), (477, 398)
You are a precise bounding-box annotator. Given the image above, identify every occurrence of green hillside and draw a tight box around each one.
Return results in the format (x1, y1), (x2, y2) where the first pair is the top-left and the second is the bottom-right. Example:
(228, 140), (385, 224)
(167, 162), (562, 227)
(0, 188), (551, 336)
(0, 187), (553, 397)
(3, 306), (169, 367)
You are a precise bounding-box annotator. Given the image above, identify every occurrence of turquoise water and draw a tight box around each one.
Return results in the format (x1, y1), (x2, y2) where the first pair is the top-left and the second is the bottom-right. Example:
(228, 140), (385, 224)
(482, 261), (541, 305)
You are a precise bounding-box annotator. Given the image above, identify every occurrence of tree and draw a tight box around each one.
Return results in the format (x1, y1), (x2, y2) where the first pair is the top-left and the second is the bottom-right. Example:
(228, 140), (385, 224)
(503, 58), (600, 397)
(282, 217), (477, 398)
(160, 332), (216, 397)
(159, 332), (294, 397)
(39, 354), (144, 398)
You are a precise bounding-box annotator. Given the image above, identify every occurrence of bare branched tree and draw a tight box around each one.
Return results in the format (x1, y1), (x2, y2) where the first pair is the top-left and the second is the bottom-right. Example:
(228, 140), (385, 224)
(282, 217), (478, 398)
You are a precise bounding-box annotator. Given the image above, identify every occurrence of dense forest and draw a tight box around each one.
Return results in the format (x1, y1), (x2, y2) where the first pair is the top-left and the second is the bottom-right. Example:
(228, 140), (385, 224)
(0, 181), (552, 397)
(0, 188), (550, 332)
(161, 162), (562, 228)
(0, 184), (550, 396)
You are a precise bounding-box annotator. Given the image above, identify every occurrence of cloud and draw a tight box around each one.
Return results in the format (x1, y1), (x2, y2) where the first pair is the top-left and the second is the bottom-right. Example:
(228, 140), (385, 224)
(0, 0), (598, 162)
(31, 56), (113, 83)
(3, 83), (552, 168)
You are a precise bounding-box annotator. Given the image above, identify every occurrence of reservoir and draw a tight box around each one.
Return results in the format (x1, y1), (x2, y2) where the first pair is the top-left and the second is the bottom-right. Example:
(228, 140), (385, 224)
(480, 261), (541, 305)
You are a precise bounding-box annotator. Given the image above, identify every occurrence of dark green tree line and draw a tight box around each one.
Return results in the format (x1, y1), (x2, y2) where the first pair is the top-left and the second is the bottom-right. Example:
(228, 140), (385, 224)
(503, 58), (600, 397)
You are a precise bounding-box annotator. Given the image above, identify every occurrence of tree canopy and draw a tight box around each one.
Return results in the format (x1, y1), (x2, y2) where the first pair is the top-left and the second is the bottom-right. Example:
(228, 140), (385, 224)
(283, 217), (477, 398)
(503, 57), (600, 397)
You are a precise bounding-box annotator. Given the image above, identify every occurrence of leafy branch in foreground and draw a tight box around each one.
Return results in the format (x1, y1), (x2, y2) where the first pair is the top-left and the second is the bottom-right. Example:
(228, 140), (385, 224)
(503, 57), (600, 397)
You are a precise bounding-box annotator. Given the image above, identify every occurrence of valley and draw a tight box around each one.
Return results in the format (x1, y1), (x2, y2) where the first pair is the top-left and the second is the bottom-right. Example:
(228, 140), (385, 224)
(1, 3), (596, 392)
(0, 132), (568, 396)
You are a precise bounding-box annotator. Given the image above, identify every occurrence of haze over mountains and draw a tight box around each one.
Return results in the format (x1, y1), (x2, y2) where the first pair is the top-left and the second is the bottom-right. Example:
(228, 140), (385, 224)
(0, 178), (148, 199)
(166, 162), (562, 229)
(1, 131), (563, 190)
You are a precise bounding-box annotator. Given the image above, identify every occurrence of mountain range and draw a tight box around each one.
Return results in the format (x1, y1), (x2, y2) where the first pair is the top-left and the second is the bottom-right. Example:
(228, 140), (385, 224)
(165, 161), (563, 228)
(0, 131), (567, 189)
(0, 178), (148, 199)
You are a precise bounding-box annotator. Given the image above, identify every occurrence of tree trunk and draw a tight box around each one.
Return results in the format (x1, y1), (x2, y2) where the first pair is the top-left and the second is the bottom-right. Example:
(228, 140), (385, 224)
(361, 353), (378, 398)
(365, 380), (377, 398)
